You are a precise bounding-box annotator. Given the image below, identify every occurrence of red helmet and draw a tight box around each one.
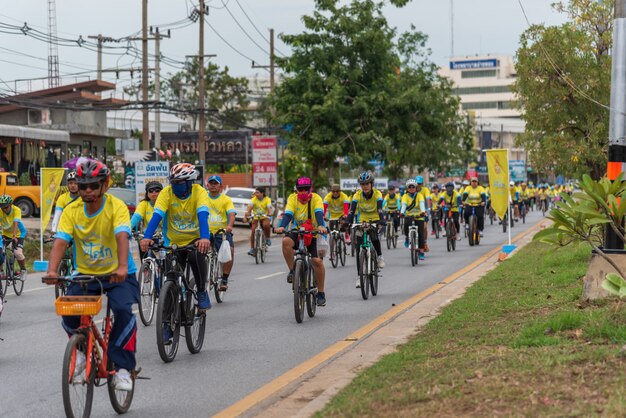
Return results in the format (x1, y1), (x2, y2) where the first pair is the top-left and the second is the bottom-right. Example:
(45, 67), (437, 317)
(76, 159), (110, 184)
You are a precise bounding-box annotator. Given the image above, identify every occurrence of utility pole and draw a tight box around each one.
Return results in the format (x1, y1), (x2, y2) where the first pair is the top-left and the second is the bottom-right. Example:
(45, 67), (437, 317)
(198, 0), (209, 166)
(88, 35), (116, 80)
(150, 27), (171, 150)
(450, 0), (454, 57)
(142, 0), (149, 151)
(606, 0), (626, 249)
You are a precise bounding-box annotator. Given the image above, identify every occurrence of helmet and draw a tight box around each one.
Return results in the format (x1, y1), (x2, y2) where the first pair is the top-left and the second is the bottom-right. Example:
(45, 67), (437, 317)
(388, 184), (395, 191)
(331, 184), (341, 192)
(510, 181), (515, 186)
(358, 171), (374, 185)
(0, 195), (12, 206)
(415, 175), (424, 184)
(462, 179), (470, 186)
(145, 181), (163, 192)
(76, 159), (110, 184)
(295, 177), (312, 190)
(66, 171), (77, 182)
(406, 179), (418, 188)
(445, 182), (454, 188)
(169, 163), (197, 181)
(432, 183), (440, 189)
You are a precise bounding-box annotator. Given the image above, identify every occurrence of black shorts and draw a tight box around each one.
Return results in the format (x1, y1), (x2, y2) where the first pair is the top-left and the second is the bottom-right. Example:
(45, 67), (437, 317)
(286, 232), (320, 258)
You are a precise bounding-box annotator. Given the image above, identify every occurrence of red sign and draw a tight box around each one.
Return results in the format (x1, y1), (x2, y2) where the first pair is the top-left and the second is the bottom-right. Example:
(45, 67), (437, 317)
(252, 135), (277, 187)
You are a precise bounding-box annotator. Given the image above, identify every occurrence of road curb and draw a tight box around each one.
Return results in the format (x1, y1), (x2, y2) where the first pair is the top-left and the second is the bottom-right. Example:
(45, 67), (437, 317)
(214, 219), (549, 418)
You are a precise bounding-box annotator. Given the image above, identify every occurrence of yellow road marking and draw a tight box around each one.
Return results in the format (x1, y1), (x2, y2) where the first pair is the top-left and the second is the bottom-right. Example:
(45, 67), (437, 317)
(214, 221), (546, 418)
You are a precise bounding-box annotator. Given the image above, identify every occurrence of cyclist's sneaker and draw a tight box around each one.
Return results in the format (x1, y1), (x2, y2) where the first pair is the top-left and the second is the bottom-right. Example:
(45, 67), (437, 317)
(424, 243), (430, 252)
(73, 351), (86, 382)
(19, 269), (27, 281)
(355, 278), (361, 288)
(419, 252), (425, 261)
(287, 269), (295, 284)
(247, 248), (256, 257)
(404, 238), (409, 248)
(197, 290), (211, 311)
(266, 239), (272, 246)
(316, 292), (326, 306)
(162, 325), (173, 344)
(218, 279), (228, 291)
(377, 256), (385, 269)
(112, 368), (133, 392)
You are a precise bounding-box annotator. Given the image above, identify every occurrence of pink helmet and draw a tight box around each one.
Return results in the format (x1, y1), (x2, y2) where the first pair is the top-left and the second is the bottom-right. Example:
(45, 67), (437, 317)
(295, 177), (312, 190)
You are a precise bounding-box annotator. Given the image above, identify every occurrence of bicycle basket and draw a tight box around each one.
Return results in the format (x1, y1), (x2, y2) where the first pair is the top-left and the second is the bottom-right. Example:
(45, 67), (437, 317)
(55, 296), (102, 316)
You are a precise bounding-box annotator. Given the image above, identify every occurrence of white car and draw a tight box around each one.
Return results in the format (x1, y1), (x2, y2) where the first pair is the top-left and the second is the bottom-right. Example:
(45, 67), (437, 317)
(225, 187), (256, 223)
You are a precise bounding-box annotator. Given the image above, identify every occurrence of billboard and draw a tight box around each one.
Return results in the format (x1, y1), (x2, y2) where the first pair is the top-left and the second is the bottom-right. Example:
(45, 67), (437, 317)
(340, 178), (388, 191)
(135, 161), (170, 205)
(160, 130), (251, 164)
(509, 160), (526, 183)
(450, 59), (498, 70)
(252, 135), (278, 187)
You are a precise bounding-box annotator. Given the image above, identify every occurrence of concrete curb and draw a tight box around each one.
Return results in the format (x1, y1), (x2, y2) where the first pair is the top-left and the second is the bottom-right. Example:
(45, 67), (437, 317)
(233, 219), (548, 418)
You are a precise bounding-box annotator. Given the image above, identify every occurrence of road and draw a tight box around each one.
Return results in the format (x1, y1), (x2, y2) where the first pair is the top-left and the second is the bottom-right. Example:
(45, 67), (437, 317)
(0, 211), (543, 417)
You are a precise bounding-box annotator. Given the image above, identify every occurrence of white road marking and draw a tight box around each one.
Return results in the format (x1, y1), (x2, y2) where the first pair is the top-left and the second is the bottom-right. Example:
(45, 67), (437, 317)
(255, 272), (285, 280)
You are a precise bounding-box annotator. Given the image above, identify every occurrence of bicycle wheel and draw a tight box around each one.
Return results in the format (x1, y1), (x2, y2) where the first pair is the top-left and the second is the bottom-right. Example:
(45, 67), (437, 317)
(386, 224), (392, 249)
(213, 258), (225, 303)
(410, 231), (417, 267)
(62, 333), (95, 418)
(55, 262), (70, 299)
(473, 216), (480, 246)
(446, 221), (453, 252)
(330, 233), (338, 268)
(468, 215), (476, 246)
(13, 259), (24, 296)
(522, 205), (526, 224)
(359, 249), (370, 300)
(184, 266), (206, 354)
(370, 255), (378, 296)
(156, 280), (181, 363)
(338, 238), (346, 266)
(502, 214), (507, 233)
(305, 263), (317, 318)
(255, 229), (262, 264)
(138, 259), (156, 326)
(107, 358), (134, 414)
(260, 240), (266, 264)
(293, 259), (306, 323)
(433, 218), (440, 239)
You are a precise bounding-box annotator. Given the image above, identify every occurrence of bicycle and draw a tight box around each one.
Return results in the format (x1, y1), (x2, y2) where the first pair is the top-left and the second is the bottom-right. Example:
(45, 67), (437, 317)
(249, 215), (268, 264)
(430, 208), (442, 239)
(502, 204), (515, 233)
(45, 236), (74, 299)
(443, 207), (457, 252)
(488, 204), (496, 225)
(405, 216), (421, 267)
(136, 233), (165, 326)
(520, 200), (528, 224)
(385, 211), (399, 249)
(541, 198), (549, 216)
(208, 229), (229, 303)
(353, 222), (379, 300)
(328, 222), (347, 268)
(465, 205), (481, 246)
(43, 274), (138, 417)
(277, 228), (318, 323)
(155, 244), (207, 363)
(0, 238), (23, 297)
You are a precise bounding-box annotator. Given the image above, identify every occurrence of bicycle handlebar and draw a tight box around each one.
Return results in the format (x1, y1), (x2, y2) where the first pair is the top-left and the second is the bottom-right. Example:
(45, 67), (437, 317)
(42, 274), (114, 286)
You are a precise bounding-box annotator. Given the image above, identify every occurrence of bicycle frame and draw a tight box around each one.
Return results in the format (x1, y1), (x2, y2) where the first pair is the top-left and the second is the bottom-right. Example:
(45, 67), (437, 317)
(81, 306), (112, 380)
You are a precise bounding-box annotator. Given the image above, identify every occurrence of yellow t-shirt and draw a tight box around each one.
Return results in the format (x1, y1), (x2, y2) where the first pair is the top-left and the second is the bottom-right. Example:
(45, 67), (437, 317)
(519, 187), (531, 200)
(0, 205), (24, 238)
(463, 185), (486, 206)
(351, 189), (383, 222)
(154, 184), (210, 246)
(440, 191), (461, 213)
(249, 196), (273, 219)
(134, 200), (155, 227)
(431, 191), (442, 210)
(418, 186), (431, 200)
(401, 192), (426, 218)
(284, 193), (324, 228)
(55, 192), (82, 212)
(56, 195), (135, 275)
(323, 192), (349, 220)
(383, 194), (401, 211)
(207, 193), (235, 234)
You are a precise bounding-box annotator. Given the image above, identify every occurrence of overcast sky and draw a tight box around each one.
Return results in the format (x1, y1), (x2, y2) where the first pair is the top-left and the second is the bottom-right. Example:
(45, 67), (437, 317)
(0, 0), (567, 95)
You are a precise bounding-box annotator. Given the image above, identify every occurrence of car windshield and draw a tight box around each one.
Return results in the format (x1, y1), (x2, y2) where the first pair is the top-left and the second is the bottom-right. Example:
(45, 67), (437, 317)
(226, 189), (253, 199)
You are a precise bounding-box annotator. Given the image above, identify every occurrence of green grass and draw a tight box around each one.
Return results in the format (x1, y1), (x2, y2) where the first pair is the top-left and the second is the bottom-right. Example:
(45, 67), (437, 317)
(317, 241), (626, 417)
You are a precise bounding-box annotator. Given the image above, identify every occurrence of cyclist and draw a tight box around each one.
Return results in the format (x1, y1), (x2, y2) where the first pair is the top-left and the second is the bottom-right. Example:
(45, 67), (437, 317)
(347, 171), (385, 287)
(275, 177), (328, 306)
(140, 162), (212, 316)
(439, 182), (461, 239)
(0, 195), (28, 279)
(51, 170), (81, 233)
(401, 179), (427, 260)
(244, 186), (274, 257)
(44, 159), (139, 391)
(429, 183), (442, 236)
(518, 182), (531, 219)
(414, 176), (431, 251)
(323, 184), (350, 260)
(509, 181), (520, 221)
(383, 184), (401, 235)
(131, 181), (163, 232)
(206, 175), (236, 291)
(461, 177), (487, 237)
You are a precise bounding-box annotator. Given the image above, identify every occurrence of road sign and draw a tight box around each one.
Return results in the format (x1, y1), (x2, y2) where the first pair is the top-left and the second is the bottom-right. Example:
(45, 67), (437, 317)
(135, 161), (170, 205)
(509, 160), (526, 182)
(252, 135), (278, 187)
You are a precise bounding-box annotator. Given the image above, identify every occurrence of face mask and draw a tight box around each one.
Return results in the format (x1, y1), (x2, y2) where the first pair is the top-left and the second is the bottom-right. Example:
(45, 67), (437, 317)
(447, 189), (453, 195)
(172, 181), (191, 198)
(297, 191), (311, 203)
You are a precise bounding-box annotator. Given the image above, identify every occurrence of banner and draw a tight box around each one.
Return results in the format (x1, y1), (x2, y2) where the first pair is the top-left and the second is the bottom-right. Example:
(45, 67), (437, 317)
(41, 168), (65, 229)
(509, 160), (526, 182)
(252, 135), (278, 187)
(134, 161), (170, 205)
(486, 149), (509, 219)
(340, 178), (388, 191)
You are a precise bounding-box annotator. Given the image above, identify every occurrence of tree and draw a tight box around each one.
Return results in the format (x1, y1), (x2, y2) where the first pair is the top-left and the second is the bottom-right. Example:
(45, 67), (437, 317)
(513, 0), (613, 179)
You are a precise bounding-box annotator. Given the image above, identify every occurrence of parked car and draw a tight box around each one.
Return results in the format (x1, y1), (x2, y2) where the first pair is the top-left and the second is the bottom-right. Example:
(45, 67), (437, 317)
(0, 172), (40, 217)
(107, 187), (137, 215)
(225, 187), (255, 223)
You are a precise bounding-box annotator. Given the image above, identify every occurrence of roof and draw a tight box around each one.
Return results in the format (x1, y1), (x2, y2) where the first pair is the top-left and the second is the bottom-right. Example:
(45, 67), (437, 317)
(0, 124), (70, 142)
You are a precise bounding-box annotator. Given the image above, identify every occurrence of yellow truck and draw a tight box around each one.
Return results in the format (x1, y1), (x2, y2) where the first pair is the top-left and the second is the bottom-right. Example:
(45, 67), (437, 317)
(0, 172), (40, 217)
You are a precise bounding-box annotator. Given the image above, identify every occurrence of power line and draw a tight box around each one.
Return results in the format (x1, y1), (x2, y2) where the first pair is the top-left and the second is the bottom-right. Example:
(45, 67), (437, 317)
(233, 0), (287, 57)
(204, 15), (268, 71)
(219, 0), (269, 56)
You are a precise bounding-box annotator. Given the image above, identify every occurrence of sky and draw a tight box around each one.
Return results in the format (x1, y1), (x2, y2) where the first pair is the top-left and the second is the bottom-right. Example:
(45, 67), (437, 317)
(0, 0), (568, 96)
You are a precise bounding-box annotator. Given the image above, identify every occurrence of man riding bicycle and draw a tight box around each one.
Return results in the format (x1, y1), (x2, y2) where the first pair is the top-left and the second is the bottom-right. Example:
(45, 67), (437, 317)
(414, 176), (431, 251)
(206, 175), (236, 291)
(461, 177), (487, 237)
(323, 184), (351, 259)
(244, 186), (274, 257)
(439, 182), (461, 238)
(383, 184), (401, 235)
(275, 177), (328, 306)
(140, 163), (213, 316)
(347, 171), (386, 289)
(0, 195), (28, 279)
(401, 179), (427, 260)
(45, 159), (139, 391)
(430, 183), (442, 236)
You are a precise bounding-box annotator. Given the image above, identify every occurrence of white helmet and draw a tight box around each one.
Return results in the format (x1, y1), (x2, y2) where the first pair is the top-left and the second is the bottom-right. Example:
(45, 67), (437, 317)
(510, 181), (515, 186)
(462, 179), (470, 186)
(405, 179), (417, 187)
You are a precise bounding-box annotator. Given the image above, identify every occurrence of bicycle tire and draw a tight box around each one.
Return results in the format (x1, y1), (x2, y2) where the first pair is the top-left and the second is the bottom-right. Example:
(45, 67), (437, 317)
(13, 271), (24, 296)
(62, 333), (95, 418)
(392, 227), (398, 248)
(446, 221), (453, 252)
(260, 240), (266, 263)
(502, 215), (507, 233)
(213, 257), (225, 303)
(184, 266), (206, 354)
(370, 255), (378, 296)
(386, 224), (392, 250)
(306, 263), (316, 318)
(138, 259), (156, 326)
(359, 249), (369, 300)
(255, 230), (262, 265)
(107, 358), (135, 414)
(410, 230), (417, 267)
(293, 259), (306, 323)
(338, 238), (346, 266)
(156, 280), (181, 363)
(472, 216), (480, 246)
(433, 218), (440, 239)
(468, 215), (476, 246)
(0, 276), (4, 300)
(330, 233), (338, 268)
(522, 205), (526, 224)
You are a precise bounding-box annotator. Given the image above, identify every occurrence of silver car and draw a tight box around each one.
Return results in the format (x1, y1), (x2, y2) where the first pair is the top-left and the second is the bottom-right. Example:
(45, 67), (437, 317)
(225, 187), (256, 222)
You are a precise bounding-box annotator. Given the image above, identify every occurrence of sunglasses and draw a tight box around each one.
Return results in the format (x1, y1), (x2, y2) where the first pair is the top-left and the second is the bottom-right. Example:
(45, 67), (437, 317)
(78, 182), (102, 191)
(407, 185), (416, 189)
(0, 204), (10, 209)
(148, 188), (161, 193)
(296, 187), (310, 192)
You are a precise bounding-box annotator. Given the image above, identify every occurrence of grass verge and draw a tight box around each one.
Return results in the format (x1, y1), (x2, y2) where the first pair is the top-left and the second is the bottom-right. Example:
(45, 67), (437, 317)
(317, 241), (626, 417)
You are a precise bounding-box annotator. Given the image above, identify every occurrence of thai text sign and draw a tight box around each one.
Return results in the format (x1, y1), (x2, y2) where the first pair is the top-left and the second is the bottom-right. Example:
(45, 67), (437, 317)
(252, 135), (277, 187)
(135, 161), (170, 205)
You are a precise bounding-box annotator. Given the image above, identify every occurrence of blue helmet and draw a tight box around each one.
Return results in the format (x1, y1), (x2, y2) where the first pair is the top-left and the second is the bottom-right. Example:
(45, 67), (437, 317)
(358, 171), (375, 184)
(415, 175), (424, 184)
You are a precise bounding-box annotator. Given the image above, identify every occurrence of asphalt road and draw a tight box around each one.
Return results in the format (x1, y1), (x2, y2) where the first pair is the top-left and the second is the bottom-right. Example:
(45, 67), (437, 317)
(0, 210), (543, 417)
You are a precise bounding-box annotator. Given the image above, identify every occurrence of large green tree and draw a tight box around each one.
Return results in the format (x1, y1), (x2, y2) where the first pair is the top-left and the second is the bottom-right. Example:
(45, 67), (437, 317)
(513, 0), (613, 179)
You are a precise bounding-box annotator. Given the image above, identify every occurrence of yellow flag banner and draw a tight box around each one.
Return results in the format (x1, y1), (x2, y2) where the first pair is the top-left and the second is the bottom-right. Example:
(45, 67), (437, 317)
(486, 149), (509, 219)
(41, 168), (65, 229)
